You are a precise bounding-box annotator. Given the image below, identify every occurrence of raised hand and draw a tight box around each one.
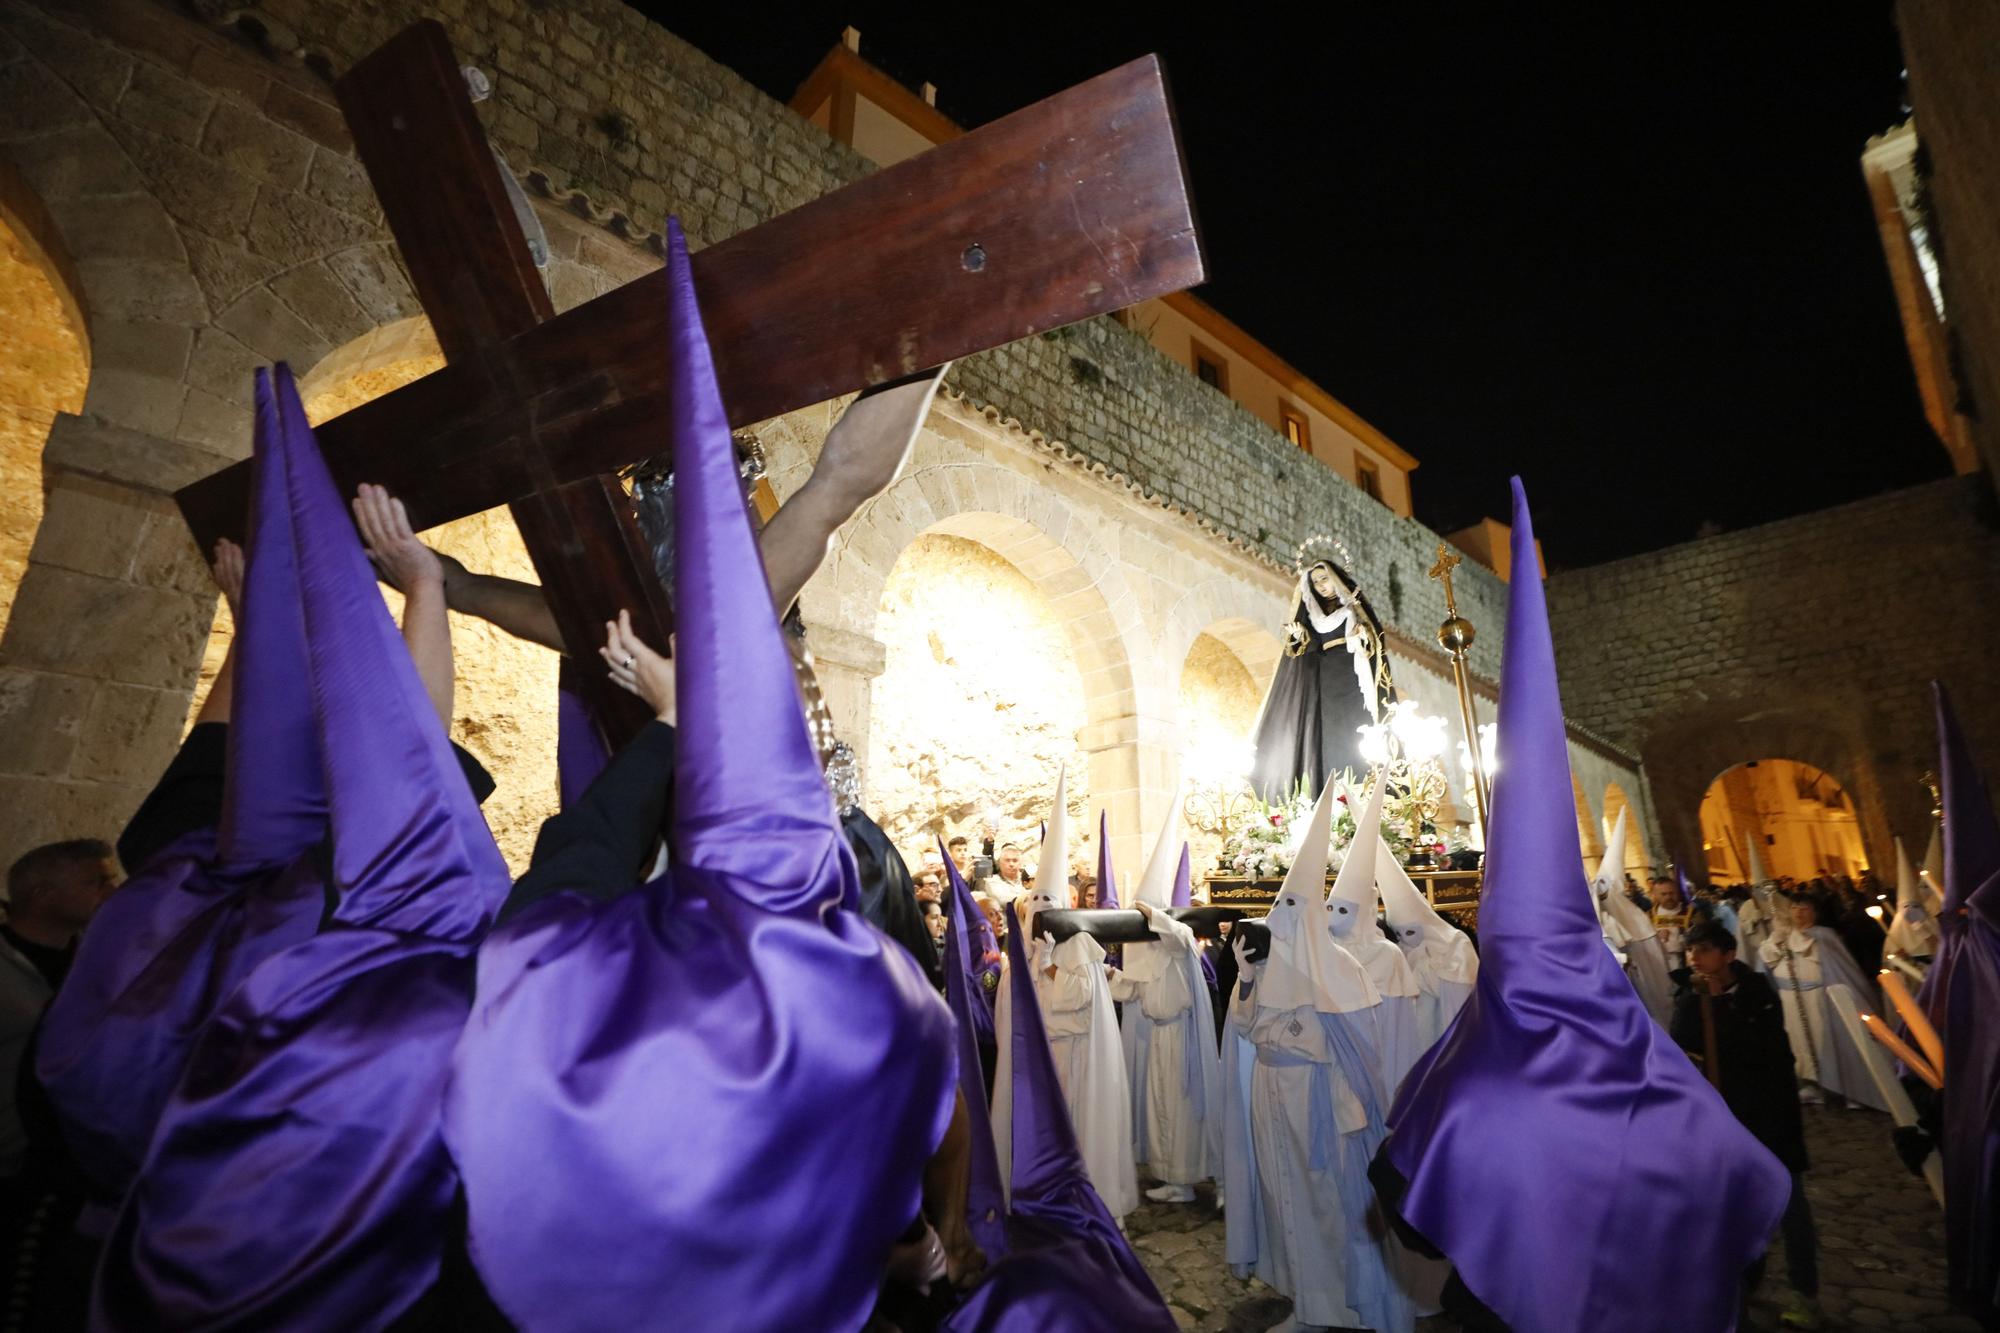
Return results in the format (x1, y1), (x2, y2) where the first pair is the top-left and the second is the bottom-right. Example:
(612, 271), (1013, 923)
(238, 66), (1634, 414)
(212, 538), (245, 618)
(352, 483), (444, 593)
(600, 609), (677, 725)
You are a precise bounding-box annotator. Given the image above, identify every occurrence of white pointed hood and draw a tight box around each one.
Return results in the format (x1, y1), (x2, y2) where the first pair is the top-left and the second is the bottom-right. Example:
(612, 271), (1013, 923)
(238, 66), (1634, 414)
(1377, 837), (1478, 988)
(1257, 779), (1379, 1015)
(1327, 771), (1419, 998)
(1745, 834), (1773, 887)
(1919, 822), (1945, 915)
(1020, 765), (1072, 924)
(1886, 835), (1940, 959)
(1122, 790), (1189, 983)
(1595, 807), (1654, 942)
(1326, 771), (1386, 938)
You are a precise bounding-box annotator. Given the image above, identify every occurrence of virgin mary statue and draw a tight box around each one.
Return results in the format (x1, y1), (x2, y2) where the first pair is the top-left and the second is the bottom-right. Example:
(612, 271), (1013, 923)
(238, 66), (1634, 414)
(1247, 551), (1394, 804)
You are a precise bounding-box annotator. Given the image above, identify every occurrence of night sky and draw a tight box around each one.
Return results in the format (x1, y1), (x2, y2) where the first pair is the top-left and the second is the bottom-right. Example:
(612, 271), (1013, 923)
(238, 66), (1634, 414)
(631, 3), (1945, 567)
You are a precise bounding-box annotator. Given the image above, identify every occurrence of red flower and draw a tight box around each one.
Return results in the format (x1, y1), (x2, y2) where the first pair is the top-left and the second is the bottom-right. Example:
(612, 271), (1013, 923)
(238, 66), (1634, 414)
(1337, 794), (1349, 805)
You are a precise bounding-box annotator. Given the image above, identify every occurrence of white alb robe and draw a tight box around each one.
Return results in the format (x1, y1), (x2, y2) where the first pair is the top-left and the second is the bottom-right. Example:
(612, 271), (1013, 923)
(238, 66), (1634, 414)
(1110, 912), (1222, 1187)
(1759, 925), (1891, 1112)
(1224, 964), (1373, 1330)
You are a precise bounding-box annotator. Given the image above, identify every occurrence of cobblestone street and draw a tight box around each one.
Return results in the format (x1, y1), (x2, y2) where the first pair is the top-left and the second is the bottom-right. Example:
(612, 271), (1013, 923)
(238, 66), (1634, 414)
(1128, 1106), (1968, 1332)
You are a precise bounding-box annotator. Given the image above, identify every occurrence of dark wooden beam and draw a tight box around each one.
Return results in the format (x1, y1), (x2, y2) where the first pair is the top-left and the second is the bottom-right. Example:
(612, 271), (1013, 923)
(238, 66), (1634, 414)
(176, 51), (1203, 550)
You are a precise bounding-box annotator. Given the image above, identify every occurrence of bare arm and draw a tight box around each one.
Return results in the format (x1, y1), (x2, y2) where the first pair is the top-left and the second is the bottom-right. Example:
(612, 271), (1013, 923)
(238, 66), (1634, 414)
(438, 555), (565, 652)
(354, 484), (455, 727)
(193, 538), (245, 727)
(759, 365), (949, 616)
(414, 363), (946, 652)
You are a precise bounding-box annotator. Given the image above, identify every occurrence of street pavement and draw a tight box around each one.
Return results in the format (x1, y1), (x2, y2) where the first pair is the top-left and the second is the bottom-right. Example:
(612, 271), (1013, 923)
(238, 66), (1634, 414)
(1127, 1105), (1968, 1332)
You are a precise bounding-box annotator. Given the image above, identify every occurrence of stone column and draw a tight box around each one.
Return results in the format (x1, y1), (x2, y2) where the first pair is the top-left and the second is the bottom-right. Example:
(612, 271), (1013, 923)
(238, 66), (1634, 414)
(804, 621), (887, 786)
(1077, 707), (1180, 883)
(0, 413), (231, 869)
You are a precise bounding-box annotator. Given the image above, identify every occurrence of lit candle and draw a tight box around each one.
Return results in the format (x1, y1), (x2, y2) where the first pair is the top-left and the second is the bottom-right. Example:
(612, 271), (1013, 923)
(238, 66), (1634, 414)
(1858, 1012), (1941, 1090)
(1829, 989), (1943, 1206)
(1878, 969), (1945, 1079)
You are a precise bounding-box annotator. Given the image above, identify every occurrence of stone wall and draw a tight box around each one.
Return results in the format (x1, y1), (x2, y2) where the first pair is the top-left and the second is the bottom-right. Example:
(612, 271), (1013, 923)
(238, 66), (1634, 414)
(1898, 0), (2000, 485)
(1545, 475), (2000, 880)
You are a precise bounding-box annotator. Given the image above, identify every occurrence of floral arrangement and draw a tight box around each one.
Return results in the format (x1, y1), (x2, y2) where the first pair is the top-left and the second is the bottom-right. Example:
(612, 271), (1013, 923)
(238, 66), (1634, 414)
(1216, 788), (1316, 880)
(1329, 763), (1454, 866)
(1212, 760), (1467, 881)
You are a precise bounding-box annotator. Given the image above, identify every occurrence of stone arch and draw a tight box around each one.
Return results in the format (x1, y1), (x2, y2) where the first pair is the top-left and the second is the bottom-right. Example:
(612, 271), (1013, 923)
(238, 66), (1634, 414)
(0, 151), (91, 637)
(1155, 576), (1288, 710)
(817, 457), (1164, 870)
(1698, 758), (1870, 885)
(1643, 695), (1895, 889)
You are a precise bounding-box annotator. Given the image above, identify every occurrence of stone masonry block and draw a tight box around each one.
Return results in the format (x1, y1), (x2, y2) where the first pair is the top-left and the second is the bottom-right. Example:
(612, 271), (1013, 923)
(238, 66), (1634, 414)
(174, 386), (249, 454)
(4, 122), (132, 200)
(76, 257), (207, 324)
(119, 58), (215, 146)
(0, 56), (93, 136)
(106, 118), (261, 235)
(81, 368), (186, 439)
(202, 99), (314, 190)
(181, 230), (286, 313)
(57, 192), (185, 263)
(216, 284), (331, 368)
(26, 475), (155, 581)
(72, 679), (191, 784)
(0, 772), (150, 872)
(0, 4), (129, 109)
(88, 319), (193, 382)
(3, 564), (210, 689)
(0, 667), (91, 779)
(268, 259), (376, 349)
(42, 411), (236, 494)
(243, 184), (380, 264)
(183, 325), (262, 413)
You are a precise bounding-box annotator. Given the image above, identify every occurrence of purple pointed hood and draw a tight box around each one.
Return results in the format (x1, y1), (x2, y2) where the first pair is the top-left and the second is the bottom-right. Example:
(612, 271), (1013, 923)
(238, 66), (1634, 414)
(444, 223), (955, 1333)
(1379, 479), (1787, 1333)
(1936, 682), (2000, 927)
(276, 358), (509, 937)
(936, 877), (1175, 1330)
(941, 837), (1008, 1260)
(1171, 844), (1193, 908)
(35, 367), (329, 1204)
(216, 367), (325, 866)
(1096, 810), (1119, 909)
(667, 222), (845, 905)
(92, 365), (508, 1330)
(943, 835), (998, 1047)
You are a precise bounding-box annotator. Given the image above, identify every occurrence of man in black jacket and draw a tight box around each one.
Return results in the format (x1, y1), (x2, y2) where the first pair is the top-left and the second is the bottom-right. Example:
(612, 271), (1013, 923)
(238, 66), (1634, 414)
(1671, 919), (1823, 1330)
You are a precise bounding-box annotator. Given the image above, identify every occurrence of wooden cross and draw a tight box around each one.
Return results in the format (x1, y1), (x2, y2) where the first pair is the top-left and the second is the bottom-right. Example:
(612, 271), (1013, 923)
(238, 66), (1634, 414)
(176, 20), (1204, 742)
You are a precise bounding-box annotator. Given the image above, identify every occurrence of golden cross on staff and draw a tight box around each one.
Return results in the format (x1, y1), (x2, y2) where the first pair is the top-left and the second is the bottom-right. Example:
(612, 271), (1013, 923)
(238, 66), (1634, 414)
(1429, 543), (1463, 617)
(1429, 541), (1490, 845)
